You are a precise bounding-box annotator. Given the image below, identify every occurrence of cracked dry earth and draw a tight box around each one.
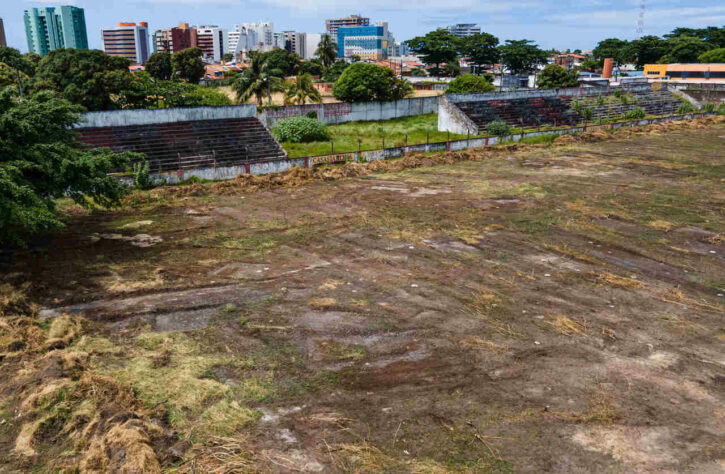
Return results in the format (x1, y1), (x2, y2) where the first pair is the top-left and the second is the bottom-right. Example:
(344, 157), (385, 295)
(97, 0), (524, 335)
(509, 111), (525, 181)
(5, 125), (725, 472)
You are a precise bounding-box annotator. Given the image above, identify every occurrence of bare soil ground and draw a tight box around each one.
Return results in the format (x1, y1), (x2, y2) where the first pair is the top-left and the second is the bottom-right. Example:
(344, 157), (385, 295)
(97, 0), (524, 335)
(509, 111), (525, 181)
(1, 119), (724, 472)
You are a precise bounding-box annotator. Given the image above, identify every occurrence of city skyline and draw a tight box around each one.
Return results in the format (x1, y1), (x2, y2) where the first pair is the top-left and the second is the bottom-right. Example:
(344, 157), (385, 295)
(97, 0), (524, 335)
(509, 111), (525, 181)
(2, 1), (723, 54)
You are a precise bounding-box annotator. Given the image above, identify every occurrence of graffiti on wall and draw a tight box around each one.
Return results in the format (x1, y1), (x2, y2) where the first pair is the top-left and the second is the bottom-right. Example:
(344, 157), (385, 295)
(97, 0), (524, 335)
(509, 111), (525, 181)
(309, 153), (354, 166)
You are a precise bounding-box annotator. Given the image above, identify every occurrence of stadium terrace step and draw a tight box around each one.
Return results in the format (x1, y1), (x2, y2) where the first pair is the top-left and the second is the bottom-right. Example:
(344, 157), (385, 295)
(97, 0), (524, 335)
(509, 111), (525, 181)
(77, 117), (286, 173)
(451, 89), (684, 130)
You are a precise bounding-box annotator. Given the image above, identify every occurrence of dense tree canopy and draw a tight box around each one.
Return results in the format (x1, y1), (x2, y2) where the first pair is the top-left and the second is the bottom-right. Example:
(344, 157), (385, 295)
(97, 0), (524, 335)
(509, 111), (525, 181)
(0, 87), (135, 245)
(593, 38), (631, 64)
(661, 36), (711, 63)
(406, 30), (460, 72)
(445, 74), (495, 94)
(626, 36), (666, 68)
(145, 52), (172, 81)
(171, 47), (205, 84)
(699, 48), (725, 63)
(33, 49), (133, 111)
(259, 49), (301, 77)
(460, 33), (500, 74)
(321, 60), (350, 82)
(499, 39), (547, 75)
(536, 64), (580, 89)
(333, 63), (412, 102)
(591, 26), (724, 66)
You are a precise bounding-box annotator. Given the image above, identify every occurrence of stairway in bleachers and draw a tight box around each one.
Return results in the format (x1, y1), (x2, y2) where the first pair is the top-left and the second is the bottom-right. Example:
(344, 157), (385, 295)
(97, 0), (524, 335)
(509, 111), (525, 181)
(77, 117), (287, 173)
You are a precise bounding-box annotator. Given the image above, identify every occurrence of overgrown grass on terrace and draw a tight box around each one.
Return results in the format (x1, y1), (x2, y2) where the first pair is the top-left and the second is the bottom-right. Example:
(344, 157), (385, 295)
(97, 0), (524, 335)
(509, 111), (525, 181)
(281, 114), (470, 158)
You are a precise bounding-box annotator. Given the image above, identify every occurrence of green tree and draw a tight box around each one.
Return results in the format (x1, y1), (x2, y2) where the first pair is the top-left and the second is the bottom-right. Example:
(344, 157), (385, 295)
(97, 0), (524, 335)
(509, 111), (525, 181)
(593, 38), (631, 64)
(259, 49), (301, 77)
(0, 63), (30, 94)
(579, 58), (600, 72)
(284, 73), (322, 105)
(232, 51), (284, 105)
(333, 63), (412, 102)
(321, 60), (349, 82)
(145, 51), (172, 81)
(699, 48), (725, 63)
(315, 34), (338, 69)
(665, 26), (725, 48)
(441, 61), (460, 77)
(661, 36), (711, 63)
(445, 74), (494, 94)
(0, 88), (135, 245)
(406, 30), (461, 74)
(222, 52), (234, 63)
(0, 46), (35, 76)
(537, 64), (580, 89)
(172, 47), (205, 84)
(499, 39), (548, 75)
(33, 49), (133, 111)
(299, 59), (324, 77)
(460, 32), (499, 75)
(626, 36), (666, 68)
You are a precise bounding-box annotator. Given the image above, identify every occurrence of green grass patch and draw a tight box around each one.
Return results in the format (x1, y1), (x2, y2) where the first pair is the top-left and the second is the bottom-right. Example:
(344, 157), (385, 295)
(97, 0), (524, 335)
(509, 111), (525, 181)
(281, 114), (470, 158)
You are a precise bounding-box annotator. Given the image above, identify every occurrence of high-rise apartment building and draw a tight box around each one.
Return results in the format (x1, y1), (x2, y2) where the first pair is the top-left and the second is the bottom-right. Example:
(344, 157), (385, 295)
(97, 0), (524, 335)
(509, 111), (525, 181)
(153, 23), (196, 54)
(283, 31), (306, 58)
(241, 22), (274, 49)
(227, 25), (257, 59)
(24, 6), (88, 55)
(0, 18), (6, 47)
(101, 22), (150, 64)
(337, 22), (392, 61)
(195, 26), (226, 62)
(444, 23), (481, 38)
(326, 14), (369, 42)
(304, 33), (322, 60)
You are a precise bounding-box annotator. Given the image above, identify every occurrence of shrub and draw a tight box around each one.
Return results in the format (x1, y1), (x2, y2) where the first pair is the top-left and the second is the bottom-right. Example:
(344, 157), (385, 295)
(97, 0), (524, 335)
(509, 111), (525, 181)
(272, 117), (330, 143)
(536, 64), (580, 90)
(486, 120), (512, 136)
(624, 107), (645, 120)
(306, 110), (318, 120)
(717, 104), (725, 116)
(700, 103), (715, 113)
(571, 99), (582, 113)
(133, 160), (154, 190)
(582, 107), (594, 122)
(445, 74), (495, 94)
(596, 95), (605, 106)
(676, 102), (696, 115)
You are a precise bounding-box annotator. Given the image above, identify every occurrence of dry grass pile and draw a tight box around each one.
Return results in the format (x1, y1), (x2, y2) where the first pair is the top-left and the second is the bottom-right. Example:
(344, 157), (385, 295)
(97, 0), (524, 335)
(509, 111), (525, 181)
(0, 285), (170, 473)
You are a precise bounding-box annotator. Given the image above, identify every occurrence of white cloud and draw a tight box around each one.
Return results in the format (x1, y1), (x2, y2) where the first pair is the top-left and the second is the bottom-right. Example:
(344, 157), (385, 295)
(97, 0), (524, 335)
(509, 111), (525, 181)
(549, 6), (725, 25)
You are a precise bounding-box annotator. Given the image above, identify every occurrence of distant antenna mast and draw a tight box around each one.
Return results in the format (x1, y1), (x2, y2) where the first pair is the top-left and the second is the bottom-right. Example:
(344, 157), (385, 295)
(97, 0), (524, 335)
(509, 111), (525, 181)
(636, 0), (646, 37)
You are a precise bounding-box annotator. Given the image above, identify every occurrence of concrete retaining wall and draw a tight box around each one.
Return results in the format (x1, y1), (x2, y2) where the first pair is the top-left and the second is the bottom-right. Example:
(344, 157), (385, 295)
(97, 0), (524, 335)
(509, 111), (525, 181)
(258, 97), (440, 128)
(75, 105), (258, 129)
(438, 95), (479, 136)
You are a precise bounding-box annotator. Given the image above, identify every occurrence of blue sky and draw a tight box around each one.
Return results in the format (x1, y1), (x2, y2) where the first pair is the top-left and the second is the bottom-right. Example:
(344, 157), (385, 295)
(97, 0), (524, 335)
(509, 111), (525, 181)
(2, 0), (723, 53)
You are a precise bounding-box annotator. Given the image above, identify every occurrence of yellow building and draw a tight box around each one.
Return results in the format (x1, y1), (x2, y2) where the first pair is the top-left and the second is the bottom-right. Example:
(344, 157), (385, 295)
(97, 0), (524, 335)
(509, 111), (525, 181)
(644, 63), (725, 81)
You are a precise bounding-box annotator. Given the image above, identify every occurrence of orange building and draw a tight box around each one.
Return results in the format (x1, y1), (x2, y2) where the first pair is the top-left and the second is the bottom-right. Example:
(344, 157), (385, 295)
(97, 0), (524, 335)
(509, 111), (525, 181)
(644, 64), (725, 82)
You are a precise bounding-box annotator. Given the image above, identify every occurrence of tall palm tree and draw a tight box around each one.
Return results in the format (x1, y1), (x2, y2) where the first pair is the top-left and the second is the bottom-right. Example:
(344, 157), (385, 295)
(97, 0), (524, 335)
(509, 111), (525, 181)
(232, 51), (284, 106)
(315, 34), (338, 70)
(283, 73), (322, 105)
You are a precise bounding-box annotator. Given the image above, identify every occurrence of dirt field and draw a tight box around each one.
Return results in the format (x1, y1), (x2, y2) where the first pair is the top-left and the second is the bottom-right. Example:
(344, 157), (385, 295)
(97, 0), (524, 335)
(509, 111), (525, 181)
(1, 120), (724, 472)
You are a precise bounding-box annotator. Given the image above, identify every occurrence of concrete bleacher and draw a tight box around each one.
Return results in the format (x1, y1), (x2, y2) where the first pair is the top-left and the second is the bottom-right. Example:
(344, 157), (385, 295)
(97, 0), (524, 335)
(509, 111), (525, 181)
(440, 86), (685, 134)
(78, 117), (286, 172)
